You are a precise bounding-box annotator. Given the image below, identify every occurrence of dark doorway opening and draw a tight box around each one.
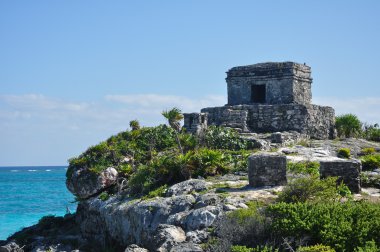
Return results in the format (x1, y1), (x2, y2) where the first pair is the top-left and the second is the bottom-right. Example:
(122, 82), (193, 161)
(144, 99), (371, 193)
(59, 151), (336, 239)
(251, 84), (266, 103)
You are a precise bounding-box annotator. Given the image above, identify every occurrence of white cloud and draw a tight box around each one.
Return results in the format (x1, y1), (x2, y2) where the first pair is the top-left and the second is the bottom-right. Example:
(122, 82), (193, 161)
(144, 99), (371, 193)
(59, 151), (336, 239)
(105, 94), (226, 112)
(314, 96), (380, 124)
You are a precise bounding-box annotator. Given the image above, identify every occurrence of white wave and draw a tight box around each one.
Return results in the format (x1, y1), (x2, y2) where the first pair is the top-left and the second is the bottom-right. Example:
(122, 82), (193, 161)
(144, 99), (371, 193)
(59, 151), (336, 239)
(46, 169), (51, 171)
(10, 170), (19, 172)
(65, 168), (68, 170)
(28, 169), (37, 172)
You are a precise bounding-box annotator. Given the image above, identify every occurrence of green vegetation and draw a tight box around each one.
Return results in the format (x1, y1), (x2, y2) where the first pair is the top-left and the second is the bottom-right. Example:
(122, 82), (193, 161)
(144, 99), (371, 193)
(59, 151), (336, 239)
(360, 154), (380, 171)
(286, 161), (320, 176)
(99, 191), (110, 201)
(129, 120), (140, 131)
(336, 114), (362, 138)
(297, 245), (335, 252)
(277, 175), (352, 203)
(67, 108), (257, 197)
(203, 125), (257, 150)
(362, 123), (380, 142)
(335, 114), (380, 142)
(337, 148), (351, 159)
(231, 245), (278, 252)
(361, 147), (376, 156)
(207, 174), (379, 252)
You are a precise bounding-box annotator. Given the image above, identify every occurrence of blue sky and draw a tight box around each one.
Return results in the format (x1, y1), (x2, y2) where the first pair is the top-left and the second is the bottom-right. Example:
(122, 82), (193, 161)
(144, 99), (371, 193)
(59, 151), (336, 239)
(1, 1), (379, 166)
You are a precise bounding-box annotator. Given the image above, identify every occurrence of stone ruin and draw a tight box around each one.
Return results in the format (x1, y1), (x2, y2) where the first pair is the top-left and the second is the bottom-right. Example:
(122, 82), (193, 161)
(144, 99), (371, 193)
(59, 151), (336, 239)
(184, 62), (336, 139)
(320, 159), (362, 193)
(248, 153), (287, 187)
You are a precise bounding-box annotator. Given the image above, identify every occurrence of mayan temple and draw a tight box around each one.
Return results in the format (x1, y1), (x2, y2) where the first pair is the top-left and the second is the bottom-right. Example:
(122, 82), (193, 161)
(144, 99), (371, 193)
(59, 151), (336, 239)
(184, 62), (336, 139)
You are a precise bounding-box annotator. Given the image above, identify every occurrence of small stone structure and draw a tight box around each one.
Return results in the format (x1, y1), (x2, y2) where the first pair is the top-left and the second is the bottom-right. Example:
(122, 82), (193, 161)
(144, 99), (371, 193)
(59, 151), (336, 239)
(183, 113), (207, 135)
(248, 153), (287, 187)
(184, 62), (336, 139)
(320, 159), (362, 193)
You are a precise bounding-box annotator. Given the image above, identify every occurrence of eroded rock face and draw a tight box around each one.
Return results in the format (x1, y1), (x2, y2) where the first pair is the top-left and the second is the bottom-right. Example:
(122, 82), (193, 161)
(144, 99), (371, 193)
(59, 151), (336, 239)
(125, 244), (148, 252)
(154, 224), (186, 251)
(75, 177), (271, 251)
(66, 167), (118, 199)
(166, 179), (211, 197)
(0, 242), (23, 252)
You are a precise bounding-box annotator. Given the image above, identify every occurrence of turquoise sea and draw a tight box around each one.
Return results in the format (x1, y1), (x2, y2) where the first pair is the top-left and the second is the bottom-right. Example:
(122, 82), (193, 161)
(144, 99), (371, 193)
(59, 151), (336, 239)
(0, 166), (76, 240)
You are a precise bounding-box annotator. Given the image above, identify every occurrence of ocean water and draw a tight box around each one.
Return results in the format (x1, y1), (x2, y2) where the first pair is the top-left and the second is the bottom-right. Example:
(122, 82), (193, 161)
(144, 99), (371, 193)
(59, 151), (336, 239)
(0, 166), (76, 240)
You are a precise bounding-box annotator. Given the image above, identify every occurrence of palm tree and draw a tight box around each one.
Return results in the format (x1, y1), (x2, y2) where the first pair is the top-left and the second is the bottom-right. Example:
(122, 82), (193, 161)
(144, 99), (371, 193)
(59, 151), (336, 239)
(129, 120), (140, 131)
(162, 107), (184, 153)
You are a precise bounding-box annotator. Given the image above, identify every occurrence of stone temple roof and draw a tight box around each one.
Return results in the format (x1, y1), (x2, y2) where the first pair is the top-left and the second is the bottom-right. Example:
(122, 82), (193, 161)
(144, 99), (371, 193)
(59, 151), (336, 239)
(226, 61), (311, 79)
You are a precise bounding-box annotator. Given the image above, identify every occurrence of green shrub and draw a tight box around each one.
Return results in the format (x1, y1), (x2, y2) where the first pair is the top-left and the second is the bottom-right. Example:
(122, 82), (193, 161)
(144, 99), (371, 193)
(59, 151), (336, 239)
(99, 191), (109, 201)
(362, 123), (380, 142)
(287, 161), (320, 176)
(267, 201), (380, 252)
(337, 148), (351, 159)
(142, 185), (168, 200)
(361, 154), (380, 171)
(361, 148), (376, 155)
(335, 114), (362, 138)
(354, 240), (379, 252)
(203, 126), (255, 150)
(231, 245), (278, 252)
(361, 172), (380, 189)
(278, 176), (351, 203)
(297, 244), (335, 252)
(231, 245), (254, 252)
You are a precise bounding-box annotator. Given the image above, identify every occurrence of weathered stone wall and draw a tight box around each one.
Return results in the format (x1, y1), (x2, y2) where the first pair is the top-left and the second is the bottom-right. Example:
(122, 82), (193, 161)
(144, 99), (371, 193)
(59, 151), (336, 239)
(320, 159), (362, 193)
(226, 62), (312, 105)
(200, 104), (336, 139)
(248, 153), (287, 187)
(183, 113), (208, 135)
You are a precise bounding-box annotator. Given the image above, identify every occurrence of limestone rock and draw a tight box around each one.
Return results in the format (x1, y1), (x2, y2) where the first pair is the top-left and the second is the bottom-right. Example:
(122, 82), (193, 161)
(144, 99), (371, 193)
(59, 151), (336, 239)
(124, 244), (148, 252)
(185, 230), (209, 244)
(154, 224), (186, 251)
(169, 242), (203, 252)
(166, 179), (210, 197)
(184, 206), (222, 230)
(0, 242), (23, 252)
(66, 167), (118, 199)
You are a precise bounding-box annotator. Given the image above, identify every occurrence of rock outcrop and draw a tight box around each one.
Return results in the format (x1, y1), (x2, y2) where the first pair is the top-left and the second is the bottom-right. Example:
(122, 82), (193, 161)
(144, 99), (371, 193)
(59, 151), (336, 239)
(66, 167), (118, 199)
(73, 177), (281, 251)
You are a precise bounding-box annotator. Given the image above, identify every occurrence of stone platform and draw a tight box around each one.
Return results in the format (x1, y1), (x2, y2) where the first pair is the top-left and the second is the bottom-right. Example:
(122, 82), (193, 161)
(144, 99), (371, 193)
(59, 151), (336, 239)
(200, 103), (336, 140)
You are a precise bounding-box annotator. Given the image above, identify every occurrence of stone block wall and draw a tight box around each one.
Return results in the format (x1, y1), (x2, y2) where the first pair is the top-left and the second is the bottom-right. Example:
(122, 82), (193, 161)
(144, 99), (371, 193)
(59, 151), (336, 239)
(200, 104), (336, 139)
(183, 113), (207, 135)
(248, 153), (287, 187)
(320, 159), (362, 193)
(226, 62), (312, 105)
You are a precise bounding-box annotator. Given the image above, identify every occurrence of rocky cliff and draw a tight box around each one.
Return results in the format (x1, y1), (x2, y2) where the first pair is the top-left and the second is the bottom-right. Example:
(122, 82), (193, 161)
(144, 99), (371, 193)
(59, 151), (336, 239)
(2, 129), (380, 252)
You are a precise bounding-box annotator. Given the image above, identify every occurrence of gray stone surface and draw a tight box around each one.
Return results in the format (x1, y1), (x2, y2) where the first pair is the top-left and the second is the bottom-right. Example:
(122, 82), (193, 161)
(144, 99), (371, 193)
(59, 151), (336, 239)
(66, 167), (118, 199)
(201, 104), (336, 140)
(124, 244), (148, 252)
(153, 224), (186, 252)
(248, 153), (287, 187)
(320, 159), (362, 193)
(166, 179), (211, 197)
(226, 62), (312, 106)
(183, 113), (207, 135)
(0, 242), (23, 252)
